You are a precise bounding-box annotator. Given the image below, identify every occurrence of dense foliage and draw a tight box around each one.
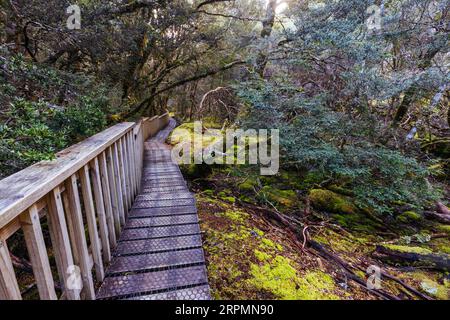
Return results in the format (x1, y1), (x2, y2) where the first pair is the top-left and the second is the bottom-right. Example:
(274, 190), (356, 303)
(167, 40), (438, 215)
(0, 53), (109, 178)
(0, 0), (448, 211)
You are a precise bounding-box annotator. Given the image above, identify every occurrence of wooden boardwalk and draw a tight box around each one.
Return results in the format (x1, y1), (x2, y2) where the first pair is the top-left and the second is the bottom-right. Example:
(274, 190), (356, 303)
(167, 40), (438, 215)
(96, 119), (211, 300)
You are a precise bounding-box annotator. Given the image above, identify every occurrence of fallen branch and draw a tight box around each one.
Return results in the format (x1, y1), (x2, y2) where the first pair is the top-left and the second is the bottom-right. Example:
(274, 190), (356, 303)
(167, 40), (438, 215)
(424, 211), (450, 224)
(240, 201), (400, 300)
(375, 245), (450, 272)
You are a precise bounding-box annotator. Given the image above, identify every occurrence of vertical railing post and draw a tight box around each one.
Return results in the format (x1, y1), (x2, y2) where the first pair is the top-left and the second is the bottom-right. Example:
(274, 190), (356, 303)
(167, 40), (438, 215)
(0, 239), (21, 300)
(90, 157), (112, 263)
(117, 138), (129, 214)
(65, 175), (95, 300)
(106, 147), (121, 236)
(111, 143), (125, 226)
(20, 205), (57, 300)
(99, 152), (117, 247)
(47, 187), (80, 300)
(79, 165), (105, 282)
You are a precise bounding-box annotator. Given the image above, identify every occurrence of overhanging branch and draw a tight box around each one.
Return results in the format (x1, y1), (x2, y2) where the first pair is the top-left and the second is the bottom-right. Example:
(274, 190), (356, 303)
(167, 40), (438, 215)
(126, 60), (245, 117)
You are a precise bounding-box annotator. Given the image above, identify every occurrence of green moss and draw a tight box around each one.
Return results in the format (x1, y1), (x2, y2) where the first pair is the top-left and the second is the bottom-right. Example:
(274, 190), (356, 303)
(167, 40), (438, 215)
(437, 244), (450, 254)
(313, 230), (372, 254)
(239, 179), (257, 193)
(260, 238), (283, 251)
(254, 229), (265, 237)
(248, 256), (338, 300)
(381, 244), (433, 255)
(437, 225), (450, 235)
(182, 163), (211, 178)
(222, 196), (236, 204)
(413, 272), (450, 300)
(397, 211), (422, 223)
(430, 238), (450, 254)
(222, 210), (249, 223)
(254, 249), (271, 261)
(301, 171), (327, 188)
(259, 186), (298, 208)
(328, 185), (354, 197)
(309, 189), (357, 214)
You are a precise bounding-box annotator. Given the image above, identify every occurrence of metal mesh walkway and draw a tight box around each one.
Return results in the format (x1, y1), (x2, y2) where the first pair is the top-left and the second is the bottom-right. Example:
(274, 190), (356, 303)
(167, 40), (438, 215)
(96, 119), (211, 300)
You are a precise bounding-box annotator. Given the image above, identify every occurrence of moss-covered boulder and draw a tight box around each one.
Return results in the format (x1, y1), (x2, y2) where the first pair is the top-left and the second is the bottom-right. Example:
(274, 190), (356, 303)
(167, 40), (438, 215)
(238, 176), (258, 193)
(397, 211), (422, 223)
(309, 189), (357, 214)
(259, 186), (298, 209)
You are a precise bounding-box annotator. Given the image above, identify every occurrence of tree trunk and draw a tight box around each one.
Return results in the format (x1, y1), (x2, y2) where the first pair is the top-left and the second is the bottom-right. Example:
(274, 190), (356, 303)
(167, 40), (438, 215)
(255, 0), (277, 77)
(375, 245), (450, 272)
(392, 40), (445, 125)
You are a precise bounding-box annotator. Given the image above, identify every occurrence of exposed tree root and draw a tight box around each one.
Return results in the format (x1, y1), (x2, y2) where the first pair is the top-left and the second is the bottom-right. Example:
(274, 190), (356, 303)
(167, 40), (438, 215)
(239, 201), (433, 300)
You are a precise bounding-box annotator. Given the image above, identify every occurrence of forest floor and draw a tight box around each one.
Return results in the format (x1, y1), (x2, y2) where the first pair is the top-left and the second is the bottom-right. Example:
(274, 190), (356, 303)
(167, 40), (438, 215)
(186, 169), (450, 300)
(171, 121), (450, 300)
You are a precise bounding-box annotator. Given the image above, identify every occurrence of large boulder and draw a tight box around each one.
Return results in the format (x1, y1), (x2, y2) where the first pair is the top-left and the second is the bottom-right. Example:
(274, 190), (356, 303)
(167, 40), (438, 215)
(309, 189), (357, 214)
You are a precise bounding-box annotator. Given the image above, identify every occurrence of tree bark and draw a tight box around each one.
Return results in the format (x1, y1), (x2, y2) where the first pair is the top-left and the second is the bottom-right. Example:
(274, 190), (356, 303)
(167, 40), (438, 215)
(392, 39), (445, 125)
(255, 0), (277, 77)
(375, 245), (450, 272)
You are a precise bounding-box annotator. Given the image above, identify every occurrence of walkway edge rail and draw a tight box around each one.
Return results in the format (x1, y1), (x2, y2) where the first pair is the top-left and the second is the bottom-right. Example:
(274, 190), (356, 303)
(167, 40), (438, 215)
(0, 113), (169, 300)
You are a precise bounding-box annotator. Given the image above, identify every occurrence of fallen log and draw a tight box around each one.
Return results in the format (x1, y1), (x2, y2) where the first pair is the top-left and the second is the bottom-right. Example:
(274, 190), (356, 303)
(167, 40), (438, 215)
(436, 202), (450, 215)
(239, 201), (400, 300)
(424, 211), (450, 224)
(375, 244), (450, 272)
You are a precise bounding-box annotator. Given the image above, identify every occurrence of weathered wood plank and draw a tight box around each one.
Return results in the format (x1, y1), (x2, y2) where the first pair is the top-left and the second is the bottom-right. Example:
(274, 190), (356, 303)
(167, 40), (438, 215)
(0, 123), (135, 230)
(64, 175), (95, 300)
(46, 187), (80, 300)
(117, 138), (129, 213)
(112, 143), (126, 226)
(98, 152), (117, 247)
(90, 158), (112, 263)
(124, 133), (133, 199)
(106, 147), (121, 237)
(0, 239), (21, 300)
(79, 165), (105, 282)
(20, 205), (57, 300)
(123, 135), (133, 208)
(128, 133), (137, 199)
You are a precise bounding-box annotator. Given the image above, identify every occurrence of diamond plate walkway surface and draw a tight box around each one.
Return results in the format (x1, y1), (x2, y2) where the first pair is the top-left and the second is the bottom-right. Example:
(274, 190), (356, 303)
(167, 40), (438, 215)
(97, 119), (211, 300)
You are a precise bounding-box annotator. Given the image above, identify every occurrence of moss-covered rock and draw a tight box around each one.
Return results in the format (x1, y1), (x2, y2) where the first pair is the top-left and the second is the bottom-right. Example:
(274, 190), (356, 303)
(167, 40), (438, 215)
(182, 163), (211, 178)
(259, 186), (298, 209)
(238, 175), (260, 193)
(309, 189), (357, 214)
(397, 211), (422, 223)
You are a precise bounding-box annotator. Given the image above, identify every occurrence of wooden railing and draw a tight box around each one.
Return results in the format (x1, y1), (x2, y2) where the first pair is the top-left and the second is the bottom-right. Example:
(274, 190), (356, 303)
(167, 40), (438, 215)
(0, 113), (170, 300)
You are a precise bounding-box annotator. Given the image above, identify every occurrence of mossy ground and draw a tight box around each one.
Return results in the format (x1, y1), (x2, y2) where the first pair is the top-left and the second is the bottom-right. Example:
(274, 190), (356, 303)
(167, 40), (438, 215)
(174, 120), (450, 300)
(196, 191), (373, 300)
(191, 169), (450, 300)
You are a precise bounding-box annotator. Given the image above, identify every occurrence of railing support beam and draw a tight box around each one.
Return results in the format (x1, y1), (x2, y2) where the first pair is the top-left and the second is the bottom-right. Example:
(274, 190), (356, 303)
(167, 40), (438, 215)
(0, 239), (21, 300)
(20, 205), (57, 300)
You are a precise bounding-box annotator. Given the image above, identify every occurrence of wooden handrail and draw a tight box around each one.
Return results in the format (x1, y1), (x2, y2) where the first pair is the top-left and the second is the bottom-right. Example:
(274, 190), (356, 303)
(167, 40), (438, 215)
(0, 114), (170, 300)
(0, 122), (135, 230)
